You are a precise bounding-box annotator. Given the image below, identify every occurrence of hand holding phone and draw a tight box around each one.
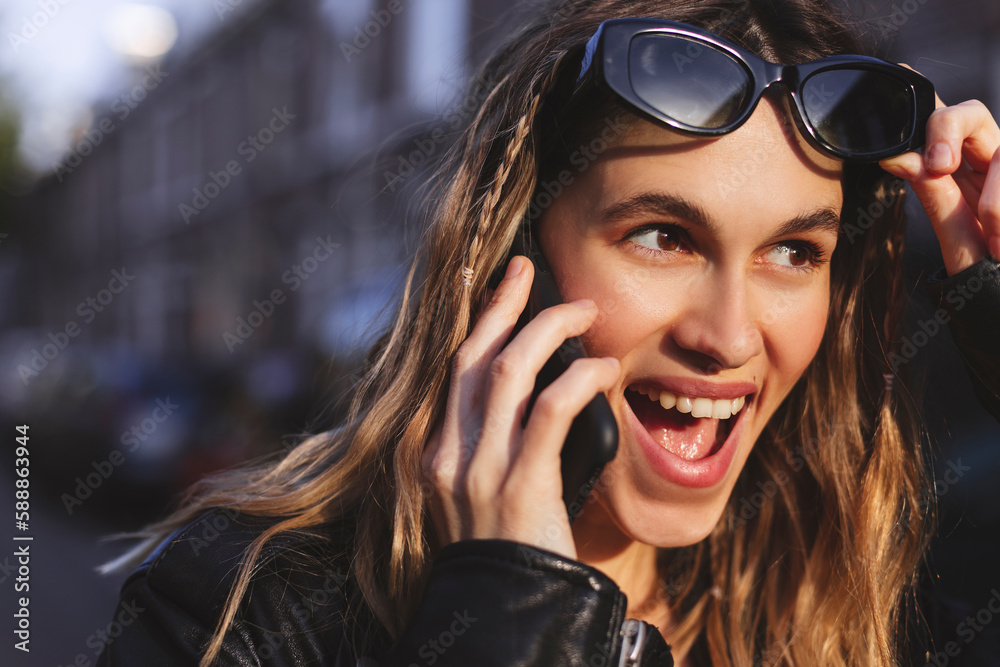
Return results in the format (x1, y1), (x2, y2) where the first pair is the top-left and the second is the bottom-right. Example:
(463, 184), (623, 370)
(502, 228), (619, 523)
(421, 230), (620, 560)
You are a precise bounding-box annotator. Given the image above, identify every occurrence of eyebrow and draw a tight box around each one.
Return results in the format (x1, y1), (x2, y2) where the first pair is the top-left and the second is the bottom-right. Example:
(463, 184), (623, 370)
(599, 192), (841, 238)
(601, 193), (717, 233)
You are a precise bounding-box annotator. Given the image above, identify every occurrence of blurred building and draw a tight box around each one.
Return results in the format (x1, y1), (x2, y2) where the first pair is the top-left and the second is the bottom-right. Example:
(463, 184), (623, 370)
(1, 0), (523, 510)
(0, 4), (528, 662)
(10, 0), (517, 365)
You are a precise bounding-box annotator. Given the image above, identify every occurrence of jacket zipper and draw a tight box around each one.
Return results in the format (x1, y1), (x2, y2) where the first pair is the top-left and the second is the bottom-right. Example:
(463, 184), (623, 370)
(618, 618), (648, 667)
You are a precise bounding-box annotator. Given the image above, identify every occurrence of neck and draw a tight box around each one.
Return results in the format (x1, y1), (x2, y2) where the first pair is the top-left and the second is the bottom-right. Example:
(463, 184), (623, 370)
(572, 497), (698, 665)
(571, 494), (667, 619)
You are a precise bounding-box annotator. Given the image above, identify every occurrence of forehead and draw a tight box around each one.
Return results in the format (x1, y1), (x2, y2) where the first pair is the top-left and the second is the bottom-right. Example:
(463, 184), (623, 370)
(574, 96), (844, 218)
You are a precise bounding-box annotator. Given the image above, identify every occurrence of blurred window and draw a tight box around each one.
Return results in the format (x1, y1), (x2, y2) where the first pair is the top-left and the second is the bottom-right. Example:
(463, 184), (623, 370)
(405, 0), (469, 112)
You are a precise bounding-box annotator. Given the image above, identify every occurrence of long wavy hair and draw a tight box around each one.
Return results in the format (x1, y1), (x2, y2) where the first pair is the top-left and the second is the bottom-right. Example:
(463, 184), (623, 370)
(107, 1), (931, 664)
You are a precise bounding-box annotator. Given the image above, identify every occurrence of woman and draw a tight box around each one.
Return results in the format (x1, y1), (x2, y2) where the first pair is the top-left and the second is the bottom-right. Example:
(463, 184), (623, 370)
(97, 0), (1000, 665)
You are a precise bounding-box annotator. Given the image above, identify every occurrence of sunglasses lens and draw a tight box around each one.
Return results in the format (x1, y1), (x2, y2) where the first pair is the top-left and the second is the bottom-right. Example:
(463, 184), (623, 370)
(801, 69), (915, 155)
(628, 34), (751, 129)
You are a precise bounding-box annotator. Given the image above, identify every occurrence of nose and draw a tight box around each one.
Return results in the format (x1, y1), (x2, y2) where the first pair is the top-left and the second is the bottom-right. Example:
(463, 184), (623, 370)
(668, 269), (764, 372)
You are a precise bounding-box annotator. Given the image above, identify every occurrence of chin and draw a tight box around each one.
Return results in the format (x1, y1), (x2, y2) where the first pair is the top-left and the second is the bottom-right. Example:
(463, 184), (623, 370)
(588, 472), (734, 548)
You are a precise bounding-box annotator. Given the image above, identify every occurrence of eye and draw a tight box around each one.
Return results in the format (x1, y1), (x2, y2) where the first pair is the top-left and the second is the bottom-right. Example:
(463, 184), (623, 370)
(763, 241), (827, 269)
(627, 225), (685, 253)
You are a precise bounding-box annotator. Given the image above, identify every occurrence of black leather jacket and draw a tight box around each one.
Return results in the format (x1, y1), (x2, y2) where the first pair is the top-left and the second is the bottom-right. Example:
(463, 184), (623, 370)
(94, 507), (673, 666)
(96, 259), (1000, 667)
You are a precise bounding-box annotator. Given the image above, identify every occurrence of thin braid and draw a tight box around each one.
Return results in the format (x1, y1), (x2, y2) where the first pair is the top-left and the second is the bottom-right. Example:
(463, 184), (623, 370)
(464, 49), (575, 286)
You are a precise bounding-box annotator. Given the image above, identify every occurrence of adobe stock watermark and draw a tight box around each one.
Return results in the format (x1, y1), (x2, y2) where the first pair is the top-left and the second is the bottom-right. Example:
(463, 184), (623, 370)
(525, 113), (629, 221)
(16, 268), (135, 385)
(890, 260), (1000, 372)
(592, 265), (654, 319)
(417, 407), (509, 503)
(213, 0), (252, 21)
(340, 0), (411, 63)
(918, 458), (970, 514)
(8, 0), (74, 53)
(61, 397), (180, 515)
(56, 599), (145, 667)
(408, 610), (478, 667)
(382, 73), (493, 194)
(628, 575), (688, 617)
(730, 420), (846, 527)
(187, 508), (242, 556)
(148, 550), (347, 661)
(841, 178), (907, 245)
(876, 0), (932, 38)
(511, 453), (652, 566)
(54, 65), (169, 182)
(0, 554), (21, 586)
(668, 0), (750, 73)
(222, 235), (340, 352)
(753, 645), (785, 667)
(717, 113), (800, 199)
(287, 567), (349, 624)
(179, 106), (296, 224)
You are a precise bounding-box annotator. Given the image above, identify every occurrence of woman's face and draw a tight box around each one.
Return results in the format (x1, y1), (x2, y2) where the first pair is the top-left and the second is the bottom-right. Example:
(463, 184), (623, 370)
(538, 97), (843, 547)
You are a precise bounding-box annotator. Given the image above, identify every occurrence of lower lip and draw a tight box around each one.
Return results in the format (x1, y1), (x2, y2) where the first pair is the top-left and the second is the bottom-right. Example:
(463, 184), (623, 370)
(625, 396), (749, 489)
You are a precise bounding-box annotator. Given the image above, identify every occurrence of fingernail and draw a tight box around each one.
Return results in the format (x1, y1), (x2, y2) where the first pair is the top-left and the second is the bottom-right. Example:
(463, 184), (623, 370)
(989, 235), (1000, 262)
(505, 256), (525, 279)
(602, 357), (619, 370)
(926, 142), (952, 171)
(571, 298), (596, 310)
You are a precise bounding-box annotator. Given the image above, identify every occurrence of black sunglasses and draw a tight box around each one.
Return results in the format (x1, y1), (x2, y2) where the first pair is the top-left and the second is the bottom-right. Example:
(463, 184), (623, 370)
(574, 18), (936, 161)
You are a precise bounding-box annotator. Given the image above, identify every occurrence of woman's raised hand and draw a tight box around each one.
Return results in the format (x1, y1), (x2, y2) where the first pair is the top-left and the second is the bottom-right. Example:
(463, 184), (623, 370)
(880, 94), (1000, 275)
(420, 255), (620, 560)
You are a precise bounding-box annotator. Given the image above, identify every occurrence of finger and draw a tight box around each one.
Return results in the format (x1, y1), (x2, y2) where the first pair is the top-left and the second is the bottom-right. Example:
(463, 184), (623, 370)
(978, 146), (1000, 260)
(880, 152), (987, 274)
(428, 256), (533, 500)
(953, 168), (986, 216)
(460, 255), (533, 365)
(881, 89), (989, 209)
(420, 425), (456, 547)
(491, 356), (619, 558)
(465, 300), (600, 492)
(513, 356), (620, 478)
(922, 100), (1000, 175)
(441, 255), (533, 442)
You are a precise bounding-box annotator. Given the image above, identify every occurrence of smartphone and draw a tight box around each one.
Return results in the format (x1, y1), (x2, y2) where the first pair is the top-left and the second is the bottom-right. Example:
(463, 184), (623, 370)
(493, 226), (619, 523)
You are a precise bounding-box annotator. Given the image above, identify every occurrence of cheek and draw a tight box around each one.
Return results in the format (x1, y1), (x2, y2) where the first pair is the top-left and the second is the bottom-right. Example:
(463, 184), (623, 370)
(551, 258), (662, 358)
(760, 284), (830, 382)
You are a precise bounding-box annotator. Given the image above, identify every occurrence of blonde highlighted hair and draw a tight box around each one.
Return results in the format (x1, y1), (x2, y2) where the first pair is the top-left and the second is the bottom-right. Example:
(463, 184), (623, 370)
(108, 1), (931, 664)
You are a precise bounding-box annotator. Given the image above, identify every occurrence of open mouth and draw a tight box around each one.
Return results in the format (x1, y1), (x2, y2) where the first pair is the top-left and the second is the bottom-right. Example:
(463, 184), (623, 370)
(624, 385), (751, 462)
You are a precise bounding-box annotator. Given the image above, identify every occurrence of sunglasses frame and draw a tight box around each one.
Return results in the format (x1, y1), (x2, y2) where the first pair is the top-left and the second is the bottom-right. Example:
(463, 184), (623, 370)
(575, 18), (937, 161)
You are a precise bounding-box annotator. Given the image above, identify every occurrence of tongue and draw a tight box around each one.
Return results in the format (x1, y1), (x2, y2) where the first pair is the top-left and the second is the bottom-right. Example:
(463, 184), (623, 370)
(629, 393), (722, 461)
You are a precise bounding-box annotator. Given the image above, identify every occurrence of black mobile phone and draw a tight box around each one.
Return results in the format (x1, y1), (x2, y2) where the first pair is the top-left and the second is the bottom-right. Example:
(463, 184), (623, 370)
(495, 227), (619, 523)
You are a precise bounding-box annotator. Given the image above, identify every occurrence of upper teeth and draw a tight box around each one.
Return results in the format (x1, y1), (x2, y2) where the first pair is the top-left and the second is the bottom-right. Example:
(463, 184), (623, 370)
(635, 387), (747, 420)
